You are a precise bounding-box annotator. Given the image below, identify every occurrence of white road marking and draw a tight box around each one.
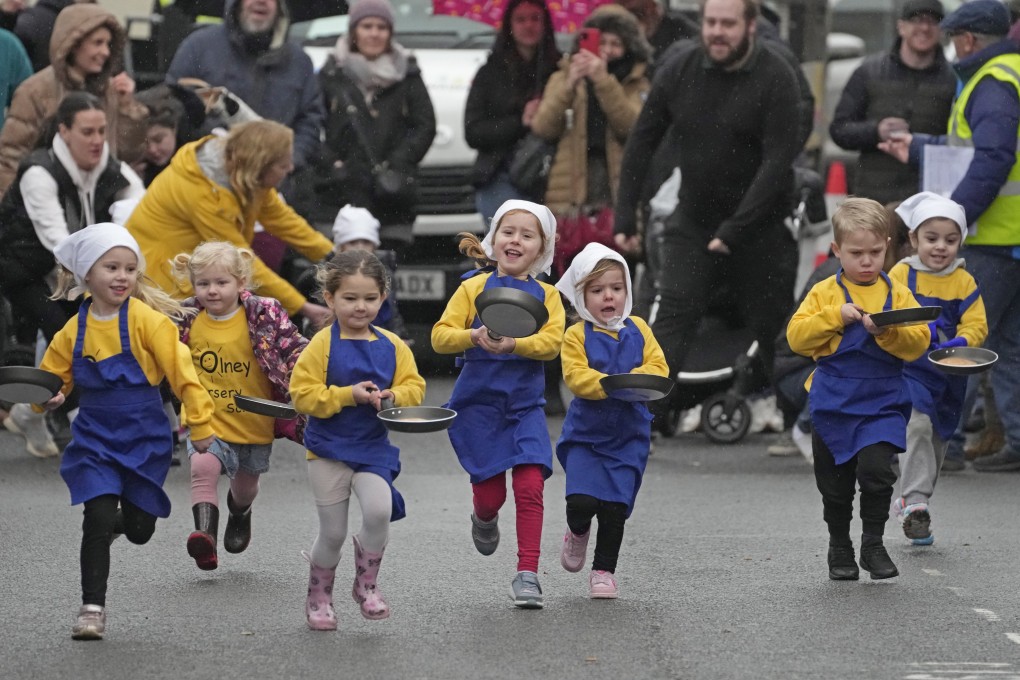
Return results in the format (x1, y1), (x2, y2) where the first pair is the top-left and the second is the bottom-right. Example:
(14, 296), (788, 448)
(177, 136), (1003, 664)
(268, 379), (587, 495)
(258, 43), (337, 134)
(974, 608), (1001, 622)
(1006, 633), (1020, 646)
(923, 568), (944, 576)
(947, 586), (967, 596)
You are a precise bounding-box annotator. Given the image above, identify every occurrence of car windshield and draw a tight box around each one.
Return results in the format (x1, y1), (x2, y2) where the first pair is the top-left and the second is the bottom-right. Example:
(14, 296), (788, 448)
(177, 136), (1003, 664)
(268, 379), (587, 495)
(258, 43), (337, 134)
(290, 0), (497, 50)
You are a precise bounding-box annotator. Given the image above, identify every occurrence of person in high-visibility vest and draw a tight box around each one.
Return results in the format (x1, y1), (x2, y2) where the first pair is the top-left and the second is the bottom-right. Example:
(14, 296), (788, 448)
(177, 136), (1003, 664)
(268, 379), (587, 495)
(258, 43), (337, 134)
(879, 0), (1020, 473)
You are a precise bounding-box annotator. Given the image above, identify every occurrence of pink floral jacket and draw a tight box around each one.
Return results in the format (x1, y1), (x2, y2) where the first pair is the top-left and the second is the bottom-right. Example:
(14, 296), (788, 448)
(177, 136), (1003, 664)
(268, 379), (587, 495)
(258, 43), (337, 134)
(178, 289), (308, 443)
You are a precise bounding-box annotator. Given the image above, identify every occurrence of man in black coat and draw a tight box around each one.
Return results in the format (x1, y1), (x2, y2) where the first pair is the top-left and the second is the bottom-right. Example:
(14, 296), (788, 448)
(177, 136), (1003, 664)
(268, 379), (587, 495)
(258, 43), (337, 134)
(614, 0), (802, 411)
(829, 0), (956, 204)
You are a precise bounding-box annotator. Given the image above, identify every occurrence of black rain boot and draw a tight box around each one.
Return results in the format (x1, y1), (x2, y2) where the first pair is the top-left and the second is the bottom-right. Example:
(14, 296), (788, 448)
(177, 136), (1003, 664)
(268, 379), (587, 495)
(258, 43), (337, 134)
(827, 542), (859, 581)
(187, 503), (219, 571)
(223, 491), (252, 555)
(859, 534), (898, 579)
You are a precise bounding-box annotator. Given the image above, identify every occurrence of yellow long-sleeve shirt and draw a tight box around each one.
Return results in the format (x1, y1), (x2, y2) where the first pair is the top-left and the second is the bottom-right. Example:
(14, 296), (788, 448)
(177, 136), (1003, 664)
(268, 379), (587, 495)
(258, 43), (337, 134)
(431, 272), (565, 361)
(561, 317), (668, 400)
(290, 325), (425, 419)
(39, 298), (216, 440)
(787, 274), (931, 390)
(888, 262), (988, 348)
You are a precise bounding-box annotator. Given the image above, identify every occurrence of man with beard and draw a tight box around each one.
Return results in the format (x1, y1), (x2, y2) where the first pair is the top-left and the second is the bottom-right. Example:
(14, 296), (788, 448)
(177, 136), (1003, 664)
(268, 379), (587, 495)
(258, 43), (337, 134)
(613, 0), (802, 423)
(166, 0), (323, 173)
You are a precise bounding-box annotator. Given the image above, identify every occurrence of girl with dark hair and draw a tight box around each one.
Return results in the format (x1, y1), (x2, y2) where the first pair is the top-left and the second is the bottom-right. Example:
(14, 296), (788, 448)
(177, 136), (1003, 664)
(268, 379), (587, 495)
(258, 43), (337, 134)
(464, 0), (562, 224)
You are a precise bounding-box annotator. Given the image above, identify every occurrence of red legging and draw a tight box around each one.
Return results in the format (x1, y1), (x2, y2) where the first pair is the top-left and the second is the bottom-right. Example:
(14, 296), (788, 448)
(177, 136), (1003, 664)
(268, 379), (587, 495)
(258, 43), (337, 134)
(472, 464), (545, 573)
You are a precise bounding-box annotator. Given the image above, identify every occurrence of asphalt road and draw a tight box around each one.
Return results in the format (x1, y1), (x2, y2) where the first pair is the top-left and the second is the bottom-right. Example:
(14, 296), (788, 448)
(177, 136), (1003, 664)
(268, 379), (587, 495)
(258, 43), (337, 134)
(1, 376), (1019, 680)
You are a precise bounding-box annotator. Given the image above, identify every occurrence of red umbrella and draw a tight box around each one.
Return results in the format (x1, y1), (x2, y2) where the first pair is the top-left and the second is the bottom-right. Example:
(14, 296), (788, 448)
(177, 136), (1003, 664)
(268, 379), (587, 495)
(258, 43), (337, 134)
(432, 0), (612, 33)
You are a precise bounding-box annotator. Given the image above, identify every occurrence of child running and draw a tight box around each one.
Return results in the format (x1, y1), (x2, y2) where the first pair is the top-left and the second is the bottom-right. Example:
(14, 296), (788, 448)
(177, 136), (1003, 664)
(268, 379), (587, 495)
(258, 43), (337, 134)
(787, 198), (931, 581)
(431, 199), (565, 609)
(38, 223), (216, 640)
(172, 241), (309, 570)
(554, 243), (668, 599)
(290, 250), (425, 631)
(889, 193), (987, 545)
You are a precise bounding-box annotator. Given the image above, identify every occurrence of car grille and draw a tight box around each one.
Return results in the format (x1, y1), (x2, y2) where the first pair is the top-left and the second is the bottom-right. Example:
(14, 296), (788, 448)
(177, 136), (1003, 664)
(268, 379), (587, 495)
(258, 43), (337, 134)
(416, 166), (476, 215)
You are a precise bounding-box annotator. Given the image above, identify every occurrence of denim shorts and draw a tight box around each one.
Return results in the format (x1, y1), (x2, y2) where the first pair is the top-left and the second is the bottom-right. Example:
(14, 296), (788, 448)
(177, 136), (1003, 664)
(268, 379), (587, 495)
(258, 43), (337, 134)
(189, 438), (272, 478)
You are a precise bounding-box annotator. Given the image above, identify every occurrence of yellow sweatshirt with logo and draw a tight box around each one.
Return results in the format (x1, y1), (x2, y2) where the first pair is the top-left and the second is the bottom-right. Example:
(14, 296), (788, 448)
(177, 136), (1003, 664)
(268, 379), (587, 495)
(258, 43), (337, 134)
(888, 262), (987, 348)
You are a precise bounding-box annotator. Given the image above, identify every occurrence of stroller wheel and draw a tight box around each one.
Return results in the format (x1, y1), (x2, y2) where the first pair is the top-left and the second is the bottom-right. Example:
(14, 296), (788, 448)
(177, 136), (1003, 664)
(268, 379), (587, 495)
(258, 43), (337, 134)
(654, 408), (681, 438)
(700, 392), (751, 444)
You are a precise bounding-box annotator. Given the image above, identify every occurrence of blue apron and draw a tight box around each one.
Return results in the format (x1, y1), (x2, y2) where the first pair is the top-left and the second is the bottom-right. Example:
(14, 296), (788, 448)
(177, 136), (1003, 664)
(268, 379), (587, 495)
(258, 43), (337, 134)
(445, 269), (554, 483)
(809, 271), (912, 465)
(303, 323), (405, 521)
(903, 268), (973, 440)
(59, 299), (173, 517)
(556, 320), (653, 517)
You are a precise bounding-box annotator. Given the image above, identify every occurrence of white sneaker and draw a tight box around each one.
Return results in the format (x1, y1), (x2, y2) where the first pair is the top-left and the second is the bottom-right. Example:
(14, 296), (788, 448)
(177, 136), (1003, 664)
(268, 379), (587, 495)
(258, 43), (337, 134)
(750, 395), (785, 434)
(792, 425), (813, 464)
(680, 405), (702, 433)
(4, 403), (58, 458)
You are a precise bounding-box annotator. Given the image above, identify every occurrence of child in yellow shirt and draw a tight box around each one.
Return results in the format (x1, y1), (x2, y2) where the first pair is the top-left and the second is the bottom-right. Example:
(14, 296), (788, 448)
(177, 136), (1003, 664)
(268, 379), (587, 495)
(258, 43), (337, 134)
(38, 223), (216, 640)
(787, 198), (930, 582)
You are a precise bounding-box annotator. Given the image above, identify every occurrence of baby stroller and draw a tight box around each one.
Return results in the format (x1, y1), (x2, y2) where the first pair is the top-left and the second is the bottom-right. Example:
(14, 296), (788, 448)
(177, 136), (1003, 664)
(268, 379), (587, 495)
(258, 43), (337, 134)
(649, 167), (829, 444)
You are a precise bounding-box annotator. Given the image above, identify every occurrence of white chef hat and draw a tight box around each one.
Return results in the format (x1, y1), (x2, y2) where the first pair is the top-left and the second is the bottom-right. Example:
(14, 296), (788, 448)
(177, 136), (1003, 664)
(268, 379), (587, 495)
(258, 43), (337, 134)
(332, 204), (381, 247)
(554, 242), (632, 331)
(53, 223), (145, 298)
(894, 191), (967, 239)
(483, 200), (558, 277)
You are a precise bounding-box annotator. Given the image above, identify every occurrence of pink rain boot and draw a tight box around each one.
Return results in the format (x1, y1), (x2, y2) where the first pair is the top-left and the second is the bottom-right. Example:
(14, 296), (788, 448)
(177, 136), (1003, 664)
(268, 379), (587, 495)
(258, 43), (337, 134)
(351, 535), (390, 620)
(302, 550), (337, 631)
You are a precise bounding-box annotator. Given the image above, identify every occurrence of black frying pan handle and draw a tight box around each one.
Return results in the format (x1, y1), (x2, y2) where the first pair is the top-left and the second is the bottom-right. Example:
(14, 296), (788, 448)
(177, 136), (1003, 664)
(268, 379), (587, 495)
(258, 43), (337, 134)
(380, 397), (394, 411)
(486, 328), (503, 341)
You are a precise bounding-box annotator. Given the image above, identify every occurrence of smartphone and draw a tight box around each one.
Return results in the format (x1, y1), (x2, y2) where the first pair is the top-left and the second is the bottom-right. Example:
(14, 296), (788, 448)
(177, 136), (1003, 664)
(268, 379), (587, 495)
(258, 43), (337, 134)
(579, 28), (601, 55)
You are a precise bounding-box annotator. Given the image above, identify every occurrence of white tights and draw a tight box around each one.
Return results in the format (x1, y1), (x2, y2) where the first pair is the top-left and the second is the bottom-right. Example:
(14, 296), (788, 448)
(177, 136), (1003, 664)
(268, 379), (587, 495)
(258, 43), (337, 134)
(308, 462), (392, 569)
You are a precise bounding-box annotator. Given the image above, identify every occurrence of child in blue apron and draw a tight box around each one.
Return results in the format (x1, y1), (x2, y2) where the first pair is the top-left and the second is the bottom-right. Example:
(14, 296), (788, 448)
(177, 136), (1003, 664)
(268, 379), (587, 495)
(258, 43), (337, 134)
(431, 199), (565, 609)
(290, 249), (425, 631)
(38, 223), (217, 640)
(787, 198), (931, 582)
(554, 243), (668, 599)
(889, 193), (987, 545)
(171, 241), (309, 571)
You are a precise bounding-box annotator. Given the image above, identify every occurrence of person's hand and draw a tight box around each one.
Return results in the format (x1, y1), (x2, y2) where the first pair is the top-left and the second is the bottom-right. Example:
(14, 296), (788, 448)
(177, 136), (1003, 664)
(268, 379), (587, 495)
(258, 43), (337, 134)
(840, 303), (864, 326)
(1, 1), (26, 14)
(43, 392), (65, 411)
(110, 72), (136, 107)
(475, 329), (516, 355)
(522, 98), (540, 128)
(614, 232), (641, 254)
(300, 301), (332, 330)
(934, 336), (968, 351)
(352, 381), (380, 405)
(191, 435), (215, 453)
(862, 313), (885, 336)
(707, 238), (730, 255)
(369, 388), (395, 411)
(877, 134), (911, 163)
(877, 117), (909, 141)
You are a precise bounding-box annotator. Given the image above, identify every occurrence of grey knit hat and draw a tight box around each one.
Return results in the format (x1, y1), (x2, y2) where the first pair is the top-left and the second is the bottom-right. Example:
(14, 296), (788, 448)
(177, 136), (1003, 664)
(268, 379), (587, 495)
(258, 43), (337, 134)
(349, 0), (395, 29)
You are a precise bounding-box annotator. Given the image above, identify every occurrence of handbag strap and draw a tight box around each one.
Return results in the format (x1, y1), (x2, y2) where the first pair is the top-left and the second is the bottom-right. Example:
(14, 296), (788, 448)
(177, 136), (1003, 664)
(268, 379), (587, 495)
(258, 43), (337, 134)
(337, 83), (385, 171)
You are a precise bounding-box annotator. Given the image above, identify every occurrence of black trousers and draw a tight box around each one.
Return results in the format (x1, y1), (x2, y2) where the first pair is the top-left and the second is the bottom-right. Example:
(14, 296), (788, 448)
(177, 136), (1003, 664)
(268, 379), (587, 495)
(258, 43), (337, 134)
(652, 225), (797, 411)
(566, 494), (628, 573)
(812, 433), (898, 542)
(81, 495), (157, 606)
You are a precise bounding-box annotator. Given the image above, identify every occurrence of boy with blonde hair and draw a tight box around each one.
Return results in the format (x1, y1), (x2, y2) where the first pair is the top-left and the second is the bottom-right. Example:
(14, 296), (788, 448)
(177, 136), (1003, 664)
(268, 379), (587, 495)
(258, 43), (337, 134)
(788, 197), (931, 581)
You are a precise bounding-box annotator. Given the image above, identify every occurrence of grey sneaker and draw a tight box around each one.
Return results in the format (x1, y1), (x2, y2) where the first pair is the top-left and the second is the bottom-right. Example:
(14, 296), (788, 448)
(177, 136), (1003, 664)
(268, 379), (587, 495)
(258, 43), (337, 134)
(766, 432), (799, 456)
(71, 604), (106, 640)
(4, 403), (59, 458)
(972, 446), (1020, 472)
(509, 571), (544, 609)
(470, 513), (499, 556)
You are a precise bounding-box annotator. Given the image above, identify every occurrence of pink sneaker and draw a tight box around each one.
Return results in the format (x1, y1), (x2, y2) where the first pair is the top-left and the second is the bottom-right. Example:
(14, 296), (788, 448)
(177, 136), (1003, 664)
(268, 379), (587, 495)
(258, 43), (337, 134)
(560, 527), (589, 573)
(589, 570), (619, 599)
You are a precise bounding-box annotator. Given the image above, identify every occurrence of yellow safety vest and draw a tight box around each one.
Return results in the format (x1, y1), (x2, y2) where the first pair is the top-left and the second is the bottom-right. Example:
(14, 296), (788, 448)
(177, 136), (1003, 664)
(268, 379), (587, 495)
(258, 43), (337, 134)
(947, 53), (1020, 246)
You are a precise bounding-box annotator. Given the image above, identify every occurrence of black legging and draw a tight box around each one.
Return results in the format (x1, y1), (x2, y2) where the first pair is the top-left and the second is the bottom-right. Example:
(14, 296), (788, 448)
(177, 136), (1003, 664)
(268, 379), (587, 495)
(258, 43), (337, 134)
(80, 495), (157, 606)
(566, 494), (629, 573)
(812, 434), (898, 543)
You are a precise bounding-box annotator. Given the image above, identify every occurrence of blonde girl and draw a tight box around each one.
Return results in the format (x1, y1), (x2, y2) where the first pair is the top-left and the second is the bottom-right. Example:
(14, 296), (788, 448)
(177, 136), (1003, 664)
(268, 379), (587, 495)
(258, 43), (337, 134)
(290, 250), (425, 631)
(171, 241), (309, 571)
(431, 199), (565, 609)
(39, 223), (216, 640)
(554, 243), (668, 599)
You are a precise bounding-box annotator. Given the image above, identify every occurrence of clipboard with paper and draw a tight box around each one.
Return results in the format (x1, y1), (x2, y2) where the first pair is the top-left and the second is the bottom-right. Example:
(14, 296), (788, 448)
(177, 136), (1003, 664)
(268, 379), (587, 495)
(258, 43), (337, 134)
(922, 145), (975, 197)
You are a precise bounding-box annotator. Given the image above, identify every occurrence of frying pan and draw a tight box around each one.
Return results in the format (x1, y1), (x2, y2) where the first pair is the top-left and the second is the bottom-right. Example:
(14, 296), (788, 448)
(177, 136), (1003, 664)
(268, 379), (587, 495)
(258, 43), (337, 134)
(868, 306), (941, 328)
(234, 395), (297, 418)
(376, 397), (457, 434)
(927, 347), (998, 376)
(600, 373), (675, 402)
(0, 366), (63, 403)
(475, 288), (549, 340)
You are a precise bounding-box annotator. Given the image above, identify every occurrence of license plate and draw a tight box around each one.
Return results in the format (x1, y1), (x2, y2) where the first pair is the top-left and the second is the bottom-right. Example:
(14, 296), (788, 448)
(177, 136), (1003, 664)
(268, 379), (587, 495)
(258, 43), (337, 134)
(393, 269), (445, 301)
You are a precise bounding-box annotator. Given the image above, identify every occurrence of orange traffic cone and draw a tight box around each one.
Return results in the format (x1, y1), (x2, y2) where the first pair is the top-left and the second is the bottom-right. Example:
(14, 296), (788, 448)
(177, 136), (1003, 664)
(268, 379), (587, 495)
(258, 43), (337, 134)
(824, 161), (848, 217)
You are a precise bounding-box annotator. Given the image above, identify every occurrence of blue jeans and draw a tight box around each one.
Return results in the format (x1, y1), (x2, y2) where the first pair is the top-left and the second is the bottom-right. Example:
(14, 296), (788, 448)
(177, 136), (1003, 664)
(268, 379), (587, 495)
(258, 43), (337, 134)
(474, 170), (528, 228)
(775, 364), (813, 432)
(964, 246), (1020, 451)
